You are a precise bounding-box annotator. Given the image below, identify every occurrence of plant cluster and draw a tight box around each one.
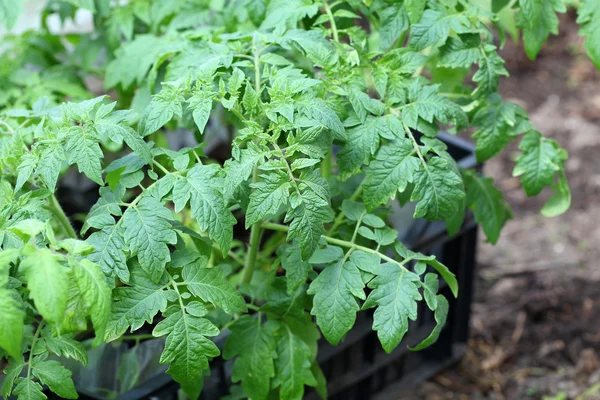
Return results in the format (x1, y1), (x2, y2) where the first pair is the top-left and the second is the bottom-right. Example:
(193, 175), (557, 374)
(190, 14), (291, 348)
(0, 0), (591, 399)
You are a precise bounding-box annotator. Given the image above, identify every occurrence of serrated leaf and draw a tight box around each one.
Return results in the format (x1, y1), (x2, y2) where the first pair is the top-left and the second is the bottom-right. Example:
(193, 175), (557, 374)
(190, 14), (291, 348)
(473, 47), (509, 97)
(287, 173), (333, 260)
(379, 4), (409, 51)
(182, 263), (247, 314)
(541, 170), (570, 217)
(223, 316), (277, 399)
(576, 0), (600, 69)
(246, 170), (291, 228)
(37, 143), (64, 191)
(279, 244), (312, 294)
(188, 90), (213, 134)
(513, 131), (563, 196)
(13, 378), (46, 400)
(411, 157), (465, 220)
(173, 164), (236, 254)
(44, 336), (88, 366)
(275, 322), (317, 400)
(409, 9), (465, 51)
(122, 196), (177, 283)
(364, 264), (421, 353)
(409, 295), (448, 351)
(94, 110), (152, 162)
(16, 153), (38, 191)
(72, 259), (112, 343)
(1, 362), (25, 398)
(405, 0), (426, 23)
(224, 146), (265, 201)
(87, 223), (129, 283)
(140, 86), (183, 136)
(472, 97), (521, 161)
(0, 288), (24, 359)
(518, 0), (565, 60)
(307, 259), (364, 344)
(401, 81), (465, 128)
(153, 308), (220, 400)
(22, 249), (68, 323)
(464, 172), (512, 244)
(363, 139), (419, 210)
(105, 265), (168, 341)
(64, 126), (103, 185)
(32, 360), (77, 399)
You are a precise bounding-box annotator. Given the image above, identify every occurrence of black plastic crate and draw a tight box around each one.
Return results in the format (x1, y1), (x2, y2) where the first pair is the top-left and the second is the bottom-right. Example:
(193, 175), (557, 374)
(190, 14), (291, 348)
(67, 133), (479, 400)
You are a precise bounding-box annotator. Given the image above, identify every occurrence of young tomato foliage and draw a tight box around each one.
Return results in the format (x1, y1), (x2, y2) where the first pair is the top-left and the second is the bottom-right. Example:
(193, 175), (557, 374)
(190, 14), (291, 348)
(0, 0), (588, 398)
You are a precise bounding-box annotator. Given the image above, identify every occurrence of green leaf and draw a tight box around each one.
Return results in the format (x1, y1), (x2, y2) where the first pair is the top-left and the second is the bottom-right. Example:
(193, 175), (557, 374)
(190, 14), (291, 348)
(182, 263), (247, 314)
(153, 307), (220, 400)
(394, 242), (459, 297)
(0, 288), (24, 359)
(72, 259), (112, 343)
(405, 0), (426, 23)
(279, 244), (312, 294)
(363, 139), (419, 210)
(576, 0), (600, 69)
(411, 157), (465, 220)
(439, 36), (480, 68)
(13, 378), (46, 400)
(0, 0), (24, 30)
(275, 322), (317, 400)
(94, 107), (152, 162)
(224, 145), (265, 201)
(140, 86), (183, 136)
(105, 265), (169, 341)
(246, 170), (291, 228)
(87, 223), (129, 283)
(64, 126), (103, 185)
(287, 172), (333, 260)
(1, 362), (25, 398)
(409, 10), (464, 51)
(122, 196), (177, 283)
(32, 360), (77, 399)
(297, 98), (344, 139)
(37, 143), (65, 191)
(307, 259), (364, 344)
(22, 249), (68, 324)
(464, 172), (512, 244)
(379, 4), (409, 51)
(364, 264), (422, 353)
(173, 164), (236, 254)
(44, 336), (87, 366)
(513, 131), (564, 196)
(517, 0), (566, 60)
(16, 153), (38, 191)
(473, 46), (509, 97)
(188, 89), (213, 134)
(223, 316), (277, 400)
(541, 171), (570, 217)
(409, 295), (448, 351)
(401, 81), (465, 128)
(472, 96), (523, 161)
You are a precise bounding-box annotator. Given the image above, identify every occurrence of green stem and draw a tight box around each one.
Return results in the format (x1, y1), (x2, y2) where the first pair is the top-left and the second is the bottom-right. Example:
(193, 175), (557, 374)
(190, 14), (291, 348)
(262, 222), (411, 268)
(322, 0), (339, 42)
(47, 195), (77, 239)
(321, 151), (332, 179)
(241, 220), (262, 284)
(27, 321), (44, 382)
(326, 183), (363, 236)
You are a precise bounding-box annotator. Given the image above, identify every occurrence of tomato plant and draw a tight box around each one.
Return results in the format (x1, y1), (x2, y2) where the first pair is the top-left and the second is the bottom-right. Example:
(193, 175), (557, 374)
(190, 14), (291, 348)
(0, 0), (592, 399)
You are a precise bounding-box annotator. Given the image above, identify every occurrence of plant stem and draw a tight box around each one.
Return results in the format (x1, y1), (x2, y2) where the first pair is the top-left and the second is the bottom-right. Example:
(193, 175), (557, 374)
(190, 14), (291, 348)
(262, 222), (411, 268)
(326, 182), (363, 236)
(321, 151), (332, 179)
(241, 220), (262, 284)
(322, 0), (339, 42)
(27, 321), (44, 382)
(47, 195), (77, 239)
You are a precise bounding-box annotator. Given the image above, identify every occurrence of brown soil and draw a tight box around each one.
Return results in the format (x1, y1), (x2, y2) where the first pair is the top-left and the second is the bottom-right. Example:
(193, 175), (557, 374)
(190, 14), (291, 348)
(402, 11), (600, 400)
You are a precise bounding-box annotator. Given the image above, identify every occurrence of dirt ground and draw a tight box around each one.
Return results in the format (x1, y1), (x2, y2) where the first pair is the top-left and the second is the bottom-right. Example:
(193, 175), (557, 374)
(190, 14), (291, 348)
(402, 11), (600, 400)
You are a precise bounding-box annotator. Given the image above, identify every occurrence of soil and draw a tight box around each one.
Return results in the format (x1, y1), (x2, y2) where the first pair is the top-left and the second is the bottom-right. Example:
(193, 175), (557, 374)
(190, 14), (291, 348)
(401, 11), (600, 400)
